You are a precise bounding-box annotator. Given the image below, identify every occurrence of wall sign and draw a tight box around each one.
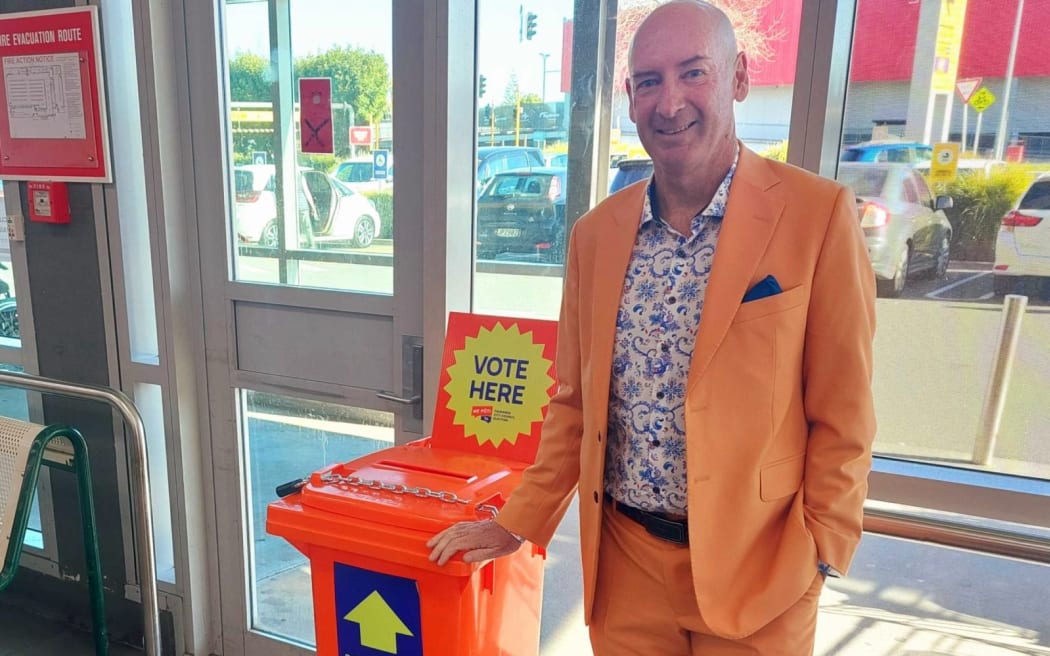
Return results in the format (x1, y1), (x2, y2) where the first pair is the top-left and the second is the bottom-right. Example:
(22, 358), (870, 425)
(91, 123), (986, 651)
(0, 7), (111, 182)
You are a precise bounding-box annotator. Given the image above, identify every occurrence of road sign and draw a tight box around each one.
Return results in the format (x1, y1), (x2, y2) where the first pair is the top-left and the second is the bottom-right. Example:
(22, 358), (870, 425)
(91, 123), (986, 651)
(955, 77), (982, 103)
(335, 563), (422, 656)
(969, 86), (996, 113)
(930, 143), (960, 183)
(252, 151), (267, 165)
(350, 126), (373, 146)
(373, 149), (389, 180)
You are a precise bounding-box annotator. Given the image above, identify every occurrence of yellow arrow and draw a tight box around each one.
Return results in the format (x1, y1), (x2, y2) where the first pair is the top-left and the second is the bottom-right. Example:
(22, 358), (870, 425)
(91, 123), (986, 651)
(344, 590), (414, 654)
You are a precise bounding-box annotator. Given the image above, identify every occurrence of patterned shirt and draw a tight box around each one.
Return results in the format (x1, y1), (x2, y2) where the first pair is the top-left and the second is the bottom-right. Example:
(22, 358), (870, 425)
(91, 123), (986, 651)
(604, 152), (738, 514)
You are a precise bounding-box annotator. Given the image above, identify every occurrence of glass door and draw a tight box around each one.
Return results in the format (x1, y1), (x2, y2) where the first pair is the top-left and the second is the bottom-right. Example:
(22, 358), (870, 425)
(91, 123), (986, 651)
(188, 1), (428, 653)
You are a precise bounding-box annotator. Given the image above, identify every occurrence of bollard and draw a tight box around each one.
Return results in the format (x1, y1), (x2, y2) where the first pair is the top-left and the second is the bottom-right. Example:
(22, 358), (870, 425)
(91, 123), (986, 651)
(973, 294), (1028, 465)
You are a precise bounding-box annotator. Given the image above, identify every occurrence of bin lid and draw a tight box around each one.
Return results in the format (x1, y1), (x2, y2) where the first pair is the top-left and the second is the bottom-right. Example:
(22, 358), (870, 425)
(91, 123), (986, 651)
(297, 442), (527, 534)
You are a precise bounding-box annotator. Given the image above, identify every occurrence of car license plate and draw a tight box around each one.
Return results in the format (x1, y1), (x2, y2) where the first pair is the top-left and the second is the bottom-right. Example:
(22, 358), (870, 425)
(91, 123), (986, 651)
(495, 228), (521, 237)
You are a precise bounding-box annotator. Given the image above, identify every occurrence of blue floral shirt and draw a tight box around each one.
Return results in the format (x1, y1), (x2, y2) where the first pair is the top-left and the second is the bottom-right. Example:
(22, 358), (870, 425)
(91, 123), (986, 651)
(604, 153), (738, 514)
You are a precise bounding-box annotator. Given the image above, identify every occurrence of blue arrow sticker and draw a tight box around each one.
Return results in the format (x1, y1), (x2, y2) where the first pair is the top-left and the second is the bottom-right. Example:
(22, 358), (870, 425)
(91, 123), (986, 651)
(335, 562), (423, 656)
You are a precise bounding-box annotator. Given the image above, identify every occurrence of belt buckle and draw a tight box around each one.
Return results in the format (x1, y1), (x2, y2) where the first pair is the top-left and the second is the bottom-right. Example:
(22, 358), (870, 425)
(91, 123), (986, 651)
(644, 515), (688, 545)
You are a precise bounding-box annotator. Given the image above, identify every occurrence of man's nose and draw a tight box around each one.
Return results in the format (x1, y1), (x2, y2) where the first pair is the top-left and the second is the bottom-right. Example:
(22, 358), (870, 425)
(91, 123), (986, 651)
(655, 80), (685, 118)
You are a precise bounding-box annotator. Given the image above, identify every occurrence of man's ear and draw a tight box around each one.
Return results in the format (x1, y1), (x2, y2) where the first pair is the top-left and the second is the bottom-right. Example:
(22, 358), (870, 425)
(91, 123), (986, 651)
(733, 52), (750, 102)
(625, 77), (637, 123)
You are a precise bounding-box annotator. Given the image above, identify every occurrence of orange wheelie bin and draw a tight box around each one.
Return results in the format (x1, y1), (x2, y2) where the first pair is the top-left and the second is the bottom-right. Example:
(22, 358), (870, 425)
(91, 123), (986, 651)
(267, 313), (558, 656)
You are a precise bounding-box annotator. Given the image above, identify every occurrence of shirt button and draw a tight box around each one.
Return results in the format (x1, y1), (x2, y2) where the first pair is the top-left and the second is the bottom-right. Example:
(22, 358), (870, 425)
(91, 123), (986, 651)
(653, 486), (660, 494)
(675, 248), (687, 258)
(651, 439), (661, 447)
(656, 391), (665, 399)
(667, 296), (677, 304)
(661, 344), (670, 353)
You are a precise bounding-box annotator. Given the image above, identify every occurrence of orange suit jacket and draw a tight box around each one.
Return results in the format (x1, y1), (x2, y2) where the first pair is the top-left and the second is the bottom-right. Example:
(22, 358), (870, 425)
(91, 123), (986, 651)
(496, 145), (877, 639)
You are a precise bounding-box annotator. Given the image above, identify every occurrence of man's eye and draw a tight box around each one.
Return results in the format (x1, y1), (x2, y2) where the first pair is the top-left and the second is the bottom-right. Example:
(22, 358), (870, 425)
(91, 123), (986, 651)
(684, 69), (705, 80)
(635, 78), (658, 89)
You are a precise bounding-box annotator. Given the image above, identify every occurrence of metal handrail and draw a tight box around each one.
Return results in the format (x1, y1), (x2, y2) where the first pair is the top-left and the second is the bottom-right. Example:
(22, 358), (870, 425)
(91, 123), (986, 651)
(0, 371), (159, 656)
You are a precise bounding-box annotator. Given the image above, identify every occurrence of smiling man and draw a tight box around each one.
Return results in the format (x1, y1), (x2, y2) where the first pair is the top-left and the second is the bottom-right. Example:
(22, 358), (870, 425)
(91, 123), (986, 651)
(428, 2), (877, 654)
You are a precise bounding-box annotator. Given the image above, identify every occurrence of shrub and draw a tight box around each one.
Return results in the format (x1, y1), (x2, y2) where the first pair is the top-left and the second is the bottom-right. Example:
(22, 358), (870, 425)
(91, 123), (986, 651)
(936, 166), (1033, 261)
(364, 190), (393, 239)
(759, 139), (788, 162)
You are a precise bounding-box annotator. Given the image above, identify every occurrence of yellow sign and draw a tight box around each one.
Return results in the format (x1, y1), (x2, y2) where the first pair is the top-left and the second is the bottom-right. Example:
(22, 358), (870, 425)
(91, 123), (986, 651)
(930, 143), (960, 183)
(969, 86), (996, 113)
(931, 0), (968, 93)
(343, 591), (414, 654)
(230, 109), (274, 122)
(443, 322), (554, 448)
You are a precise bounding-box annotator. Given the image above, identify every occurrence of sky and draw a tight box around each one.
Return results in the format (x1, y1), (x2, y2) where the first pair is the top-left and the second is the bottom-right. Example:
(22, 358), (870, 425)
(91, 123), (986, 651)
(223, 0), (575, 104)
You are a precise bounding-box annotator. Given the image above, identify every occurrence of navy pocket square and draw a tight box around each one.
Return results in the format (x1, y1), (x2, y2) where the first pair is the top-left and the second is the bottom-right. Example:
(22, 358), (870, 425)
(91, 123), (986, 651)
(742, 275), (782, 303)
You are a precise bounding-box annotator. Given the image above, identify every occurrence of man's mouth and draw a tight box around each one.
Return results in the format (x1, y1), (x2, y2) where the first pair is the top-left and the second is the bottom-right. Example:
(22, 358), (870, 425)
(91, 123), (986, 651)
(658, 121), (696, 136)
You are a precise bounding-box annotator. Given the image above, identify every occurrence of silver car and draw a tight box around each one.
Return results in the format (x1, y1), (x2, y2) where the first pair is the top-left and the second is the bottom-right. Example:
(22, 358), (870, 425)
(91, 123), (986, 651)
(836, 163), (954, 297)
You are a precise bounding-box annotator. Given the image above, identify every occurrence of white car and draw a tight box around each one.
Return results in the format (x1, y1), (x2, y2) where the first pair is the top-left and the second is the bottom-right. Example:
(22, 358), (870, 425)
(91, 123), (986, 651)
(234, 165), (382, 248)
(994, 174), (1050, 295)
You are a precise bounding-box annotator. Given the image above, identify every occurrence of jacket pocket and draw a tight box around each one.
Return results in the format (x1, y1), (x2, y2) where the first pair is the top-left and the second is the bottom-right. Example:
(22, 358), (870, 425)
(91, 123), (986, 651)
(760, 453), (805, 501)
(733, 284), (806, 324)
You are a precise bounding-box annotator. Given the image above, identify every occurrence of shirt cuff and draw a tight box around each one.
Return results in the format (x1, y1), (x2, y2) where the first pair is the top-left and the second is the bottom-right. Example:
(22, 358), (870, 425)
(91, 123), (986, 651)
(818, 561), (842, 578)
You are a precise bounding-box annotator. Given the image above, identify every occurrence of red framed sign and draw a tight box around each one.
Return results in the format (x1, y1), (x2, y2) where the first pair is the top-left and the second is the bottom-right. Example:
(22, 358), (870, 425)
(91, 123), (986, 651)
(0, 7), (110, 182)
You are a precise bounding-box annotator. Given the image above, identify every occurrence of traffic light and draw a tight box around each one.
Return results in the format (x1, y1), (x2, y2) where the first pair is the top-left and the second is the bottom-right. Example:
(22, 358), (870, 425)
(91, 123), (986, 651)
(526, 12), (537, 40)
(479, 74), (487, 98)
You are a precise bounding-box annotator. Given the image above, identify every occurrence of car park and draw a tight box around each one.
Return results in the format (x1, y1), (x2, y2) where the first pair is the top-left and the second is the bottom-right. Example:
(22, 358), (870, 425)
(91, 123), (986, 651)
(840, 141), (933, 165)
(234, 165), (382, 249)
(476, 167), (567, 263)
(836, 162), (954, 297)
(993, 174), (1050, 295)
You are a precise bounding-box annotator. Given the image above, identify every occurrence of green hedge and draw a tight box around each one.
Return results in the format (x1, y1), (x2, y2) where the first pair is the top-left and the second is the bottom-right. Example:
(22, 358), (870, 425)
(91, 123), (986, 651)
(935, 166), (1033, 261)
(364, 190), (393, 239)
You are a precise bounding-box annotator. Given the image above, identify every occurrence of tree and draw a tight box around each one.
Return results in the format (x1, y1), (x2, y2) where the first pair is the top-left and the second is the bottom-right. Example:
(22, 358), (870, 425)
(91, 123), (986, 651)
(502, 72), (520, 107)
(613, 0), (782, 93)
(296, 46), (390, 156)
(228, 51), (272, 102)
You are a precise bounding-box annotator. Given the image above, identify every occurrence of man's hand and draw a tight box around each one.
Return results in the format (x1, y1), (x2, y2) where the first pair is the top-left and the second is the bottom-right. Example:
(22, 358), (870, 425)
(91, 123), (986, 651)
(426, 519), (523, 566)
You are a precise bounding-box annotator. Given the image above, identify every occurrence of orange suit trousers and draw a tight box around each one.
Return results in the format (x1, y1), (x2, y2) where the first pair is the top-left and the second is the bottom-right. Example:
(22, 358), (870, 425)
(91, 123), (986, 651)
(589, 501), (824, 655)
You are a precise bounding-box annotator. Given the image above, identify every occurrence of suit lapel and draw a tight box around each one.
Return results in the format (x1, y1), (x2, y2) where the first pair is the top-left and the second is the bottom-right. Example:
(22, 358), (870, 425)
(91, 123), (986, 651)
(687, 148), (785, 394)
(589, 183), (646, 429)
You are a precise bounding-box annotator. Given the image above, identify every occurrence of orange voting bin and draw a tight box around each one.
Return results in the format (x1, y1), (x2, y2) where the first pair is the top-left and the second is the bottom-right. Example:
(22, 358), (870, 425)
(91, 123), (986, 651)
(267, 313), (558, 656)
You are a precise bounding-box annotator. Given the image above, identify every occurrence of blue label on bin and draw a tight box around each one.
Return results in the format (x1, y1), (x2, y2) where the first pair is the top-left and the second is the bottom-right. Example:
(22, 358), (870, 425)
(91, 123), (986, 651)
(335, 562), (423, 656)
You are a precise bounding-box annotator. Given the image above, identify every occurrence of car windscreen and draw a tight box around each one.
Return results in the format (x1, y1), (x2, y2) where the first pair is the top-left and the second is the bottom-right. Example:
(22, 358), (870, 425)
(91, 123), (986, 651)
(839, 149), (862, 162)
(836, 168), (888, 198)
(1019, 180), (1050, 210)
(235, 169), (258, 192)
(482, 174), (550, 199)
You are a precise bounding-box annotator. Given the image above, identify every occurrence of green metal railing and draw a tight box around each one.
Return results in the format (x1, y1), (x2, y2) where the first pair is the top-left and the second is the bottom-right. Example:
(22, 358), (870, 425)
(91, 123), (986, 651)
(1, 425), (106, 655)
(0, 371), (159, 656)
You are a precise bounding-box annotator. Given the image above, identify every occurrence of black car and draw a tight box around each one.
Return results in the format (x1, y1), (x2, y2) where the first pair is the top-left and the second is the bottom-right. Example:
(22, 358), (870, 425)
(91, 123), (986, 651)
(476, 167), (567, 264)
(609, 158), (653, 194)
(476, 146), (545, 190)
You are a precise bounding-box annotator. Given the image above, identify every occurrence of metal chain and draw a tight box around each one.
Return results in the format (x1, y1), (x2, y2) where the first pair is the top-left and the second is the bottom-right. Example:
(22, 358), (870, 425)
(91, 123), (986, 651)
(318, 472), (497, 517)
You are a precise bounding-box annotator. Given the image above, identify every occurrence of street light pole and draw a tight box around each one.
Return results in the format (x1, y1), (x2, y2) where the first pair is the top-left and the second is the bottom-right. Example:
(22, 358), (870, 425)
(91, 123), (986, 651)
(539, 52), (550, 103)
(994, 0), (1024, 161)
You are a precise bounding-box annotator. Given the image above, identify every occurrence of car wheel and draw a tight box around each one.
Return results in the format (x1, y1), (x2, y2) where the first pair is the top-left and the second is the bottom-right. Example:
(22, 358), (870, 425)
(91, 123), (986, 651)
(0, 302), (19, 339)
(929, 234), (950, 280)
(351, 216), (376, 248)
(259, 221), (279, 248)
(877, 244), (909, 298)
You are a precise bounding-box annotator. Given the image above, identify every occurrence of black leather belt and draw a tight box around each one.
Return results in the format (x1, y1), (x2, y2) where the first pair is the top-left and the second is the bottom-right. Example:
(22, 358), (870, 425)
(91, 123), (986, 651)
(607, 494), (689, 545)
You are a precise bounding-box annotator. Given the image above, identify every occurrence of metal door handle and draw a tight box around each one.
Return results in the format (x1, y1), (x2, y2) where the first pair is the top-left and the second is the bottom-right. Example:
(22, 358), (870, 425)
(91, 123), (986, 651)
(376, 391), (421, 405)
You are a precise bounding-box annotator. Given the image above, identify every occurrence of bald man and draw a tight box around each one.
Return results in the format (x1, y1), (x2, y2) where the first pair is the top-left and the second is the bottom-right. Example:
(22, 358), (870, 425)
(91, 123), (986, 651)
(428, 2), (876, 653)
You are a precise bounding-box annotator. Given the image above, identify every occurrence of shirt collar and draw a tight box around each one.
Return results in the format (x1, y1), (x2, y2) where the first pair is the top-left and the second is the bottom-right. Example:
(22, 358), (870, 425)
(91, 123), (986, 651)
(641, 145), (740, 228)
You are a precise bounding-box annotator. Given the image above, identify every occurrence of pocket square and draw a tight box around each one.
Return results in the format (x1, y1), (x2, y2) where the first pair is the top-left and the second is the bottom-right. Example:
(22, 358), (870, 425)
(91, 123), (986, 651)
(742, 275), (782, 303)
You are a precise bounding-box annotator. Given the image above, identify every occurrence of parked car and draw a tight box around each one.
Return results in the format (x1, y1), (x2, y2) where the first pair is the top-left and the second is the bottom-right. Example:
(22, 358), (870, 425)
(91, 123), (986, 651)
(993, 174), (1050, 295)
(545, 153), (568, 168)
(609, 157), (653, 194)
(476, 167), (567, 263)
(476, 146), (545, 190)
(234, 165), (382, 249)
(334, 157), (392, 192)
(841, 141), (933, 165)
(836, 162), (954, 297)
